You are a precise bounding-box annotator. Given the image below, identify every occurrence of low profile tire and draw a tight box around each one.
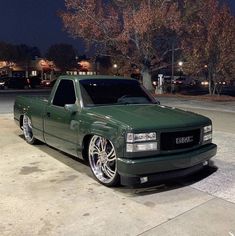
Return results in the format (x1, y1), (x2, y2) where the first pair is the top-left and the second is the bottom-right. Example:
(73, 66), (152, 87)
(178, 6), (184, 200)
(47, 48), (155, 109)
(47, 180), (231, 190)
(88, 135), (120, 187)
(22, 115), (36, 144)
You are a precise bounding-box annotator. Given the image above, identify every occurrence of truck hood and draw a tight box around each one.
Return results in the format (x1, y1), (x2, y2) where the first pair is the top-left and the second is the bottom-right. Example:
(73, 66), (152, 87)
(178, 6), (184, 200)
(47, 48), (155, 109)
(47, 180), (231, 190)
(86, 104), (211, 131)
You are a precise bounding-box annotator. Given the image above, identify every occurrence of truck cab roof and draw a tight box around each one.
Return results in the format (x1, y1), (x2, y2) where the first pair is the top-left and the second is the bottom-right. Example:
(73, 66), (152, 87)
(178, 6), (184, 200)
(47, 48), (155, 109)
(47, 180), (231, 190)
(58, 75), (131, 81)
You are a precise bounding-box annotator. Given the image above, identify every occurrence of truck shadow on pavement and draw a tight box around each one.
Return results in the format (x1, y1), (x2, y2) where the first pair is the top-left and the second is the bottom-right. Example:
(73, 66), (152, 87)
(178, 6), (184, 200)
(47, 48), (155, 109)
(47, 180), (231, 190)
(18, 134), (93, 178)
(117, 163), (218, 196)
(19, 134), (218, 196)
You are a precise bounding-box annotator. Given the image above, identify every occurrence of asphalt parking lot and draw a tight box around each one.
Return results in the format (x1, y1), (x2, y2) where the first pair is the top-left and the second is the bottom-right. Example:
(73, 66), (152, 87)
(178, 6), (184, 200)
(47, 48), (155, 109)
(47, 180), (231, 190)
(0, 95), (235, 236)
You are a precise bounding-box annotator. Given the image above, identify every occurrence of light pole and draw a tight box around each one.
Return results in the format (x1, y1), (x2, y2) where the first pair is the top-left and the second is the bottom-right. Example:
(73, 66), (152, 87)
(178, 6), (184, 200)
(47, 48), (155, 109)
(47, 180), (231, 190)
(171, 41), (175, 93)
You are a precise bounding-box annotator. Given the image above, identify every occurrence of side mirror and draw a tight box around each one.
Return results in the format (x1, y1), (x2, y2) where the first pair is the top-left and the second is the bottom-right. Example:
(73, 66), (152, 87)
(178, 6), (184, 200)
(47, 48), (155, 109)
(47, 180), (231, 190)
(64, 104), (78, 113)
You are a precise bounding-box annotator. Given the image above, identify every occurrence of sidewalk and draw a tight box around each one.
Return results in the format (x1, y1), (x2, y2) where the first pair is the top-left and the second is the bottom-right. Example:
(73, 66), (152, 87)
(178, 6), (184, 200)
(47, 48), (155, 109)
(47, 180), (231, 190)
(158, 96), (235, 113)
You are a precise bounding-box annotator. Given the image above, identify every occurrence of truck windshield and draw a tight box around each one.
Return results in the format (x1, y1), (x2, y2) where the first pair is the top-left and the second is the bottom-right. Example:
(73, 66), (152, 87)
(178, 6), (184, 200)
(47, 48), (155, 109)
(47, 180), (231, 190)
(80, 79), (155, 107)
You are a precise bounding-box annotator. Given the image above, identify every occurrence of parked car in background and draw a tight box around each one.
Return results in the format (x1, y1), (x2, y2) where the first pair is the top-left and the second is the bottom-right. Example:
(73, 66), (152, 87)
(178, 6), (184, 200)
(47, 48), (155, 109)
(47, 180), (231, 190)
(172, 77), (200, 93)
(152, 76), (199, 93)
(41, 79), (52, 87)
(4, 77), (30, 89)
(28, 76), (42, 89)
(0, 77), (8, 89)
(41, 78), (57, 88)
(173, 77), (199, 87)
(200, 80), (228, 87)
(201, 80), (209, 86)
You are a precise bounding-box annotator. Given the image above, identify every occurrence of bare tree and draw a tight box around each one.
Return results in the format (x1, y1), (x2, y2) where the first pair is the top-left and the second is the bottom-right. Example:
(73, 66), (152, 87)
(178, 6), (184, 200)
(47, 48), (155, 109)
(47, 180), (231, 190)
(181, 0), (235, 95)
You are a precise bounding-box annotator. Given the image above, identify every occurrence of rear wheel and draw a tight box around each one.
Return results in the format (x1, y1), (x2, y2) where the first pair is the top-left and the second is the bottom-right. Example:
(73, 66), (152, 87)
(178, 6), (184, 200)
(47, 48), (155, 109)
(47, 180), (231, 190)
(88, 135), (119, 187)
(22, 115), (36, 144)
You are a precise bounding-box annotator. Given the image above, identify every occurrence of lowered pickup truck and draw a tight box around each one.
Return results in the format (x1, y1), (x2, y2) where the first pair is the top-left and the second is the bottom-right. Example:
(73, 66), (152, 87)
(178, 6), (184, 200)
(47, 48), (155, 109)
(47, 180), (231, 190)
(14, 75), (217, 186)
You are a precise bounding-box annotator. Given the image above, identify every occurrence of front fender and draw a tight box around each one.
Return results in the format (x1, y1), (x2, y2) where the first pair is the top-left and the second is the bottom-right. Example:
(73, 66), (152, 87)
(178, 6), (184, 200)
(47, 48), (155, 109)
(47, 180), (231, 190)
(81, 120), (125, 159)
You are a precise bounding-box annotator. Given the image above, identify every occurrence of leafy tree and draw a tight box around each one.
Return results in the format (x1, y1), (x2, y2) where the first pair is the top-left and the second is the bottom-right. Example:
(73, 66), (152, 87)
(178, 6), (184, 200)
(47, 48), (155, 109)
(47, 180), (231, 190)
(181, 0), (235, 95)
(60, 0), (181, 90)
(0, 42), (40, 62)
(0, 42), (41, 77)
(15, 44), (41, 63)
(15, 44), (41, 77)
(45, 43), (77, 71)
(0, 42), (17, 61)
(95, 55), (113, 74)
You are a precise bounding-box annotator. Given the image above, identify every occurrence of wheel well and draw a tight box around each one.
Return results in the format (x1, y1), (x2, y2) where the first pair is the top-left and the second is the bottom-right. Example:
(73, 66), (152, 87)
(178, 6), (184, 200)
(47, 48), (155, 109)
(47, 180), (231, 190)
(82, 135), (93, 161)
(20, 115), (24, 129)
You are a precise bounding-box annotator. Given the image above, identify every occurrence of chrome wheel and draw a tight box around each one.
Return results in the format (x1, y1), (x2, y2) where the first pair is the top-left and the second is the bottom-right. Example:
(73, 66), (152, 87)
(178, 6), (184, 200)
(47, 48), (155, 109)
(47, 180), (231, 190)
(88, 135), (119, 186)
(22, 115), (35, 144)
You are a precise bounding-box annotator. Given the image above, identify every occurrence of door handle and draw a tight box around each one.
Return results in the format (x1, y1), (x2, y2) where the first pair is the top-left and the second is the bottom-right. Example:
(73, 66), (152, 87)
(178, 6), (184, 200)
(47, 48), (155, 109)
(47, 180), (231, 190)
(46, 112), (51, 117)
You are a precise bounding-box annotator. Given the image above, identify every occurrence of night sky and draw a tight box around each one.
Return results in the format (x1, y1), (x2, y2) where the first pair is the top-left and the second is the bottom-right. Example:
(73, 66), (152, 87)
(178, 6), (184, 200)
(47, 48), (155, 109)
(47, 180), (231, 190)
(0, 0), (83, 55)
(0, 0), (234, 55)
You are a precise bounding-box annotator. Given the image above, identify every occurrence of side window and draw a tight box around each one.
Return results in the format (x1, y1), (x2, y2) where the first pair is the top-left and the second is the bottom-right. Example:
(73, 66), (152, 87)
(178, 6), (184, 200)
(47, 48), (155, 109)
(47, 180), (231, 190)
(53, 80), (76, 107)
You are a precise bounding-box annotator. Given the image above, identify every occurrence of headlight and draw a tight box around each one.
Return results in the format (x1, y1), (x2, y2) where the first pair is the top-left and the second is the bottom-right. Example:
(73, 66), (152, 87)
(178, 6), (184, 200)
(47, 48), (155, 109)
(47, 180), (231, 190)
(126, 142), (158, 152)
(203, 125), (212, 142)
(127, 132), (156, 143)
(126, 132), (157, 152)
(0, 82), (5, 85)
(203, 125), (212, 133)
(203, 133), (212, 142)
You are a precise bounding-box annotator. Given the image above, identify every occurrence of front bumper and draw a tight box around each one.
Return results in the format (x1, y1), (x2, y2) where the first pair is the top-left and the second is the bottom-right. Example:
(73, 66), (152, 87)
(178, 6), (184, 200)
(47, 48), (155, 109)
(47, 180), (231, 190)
(117, 143), (217, 186)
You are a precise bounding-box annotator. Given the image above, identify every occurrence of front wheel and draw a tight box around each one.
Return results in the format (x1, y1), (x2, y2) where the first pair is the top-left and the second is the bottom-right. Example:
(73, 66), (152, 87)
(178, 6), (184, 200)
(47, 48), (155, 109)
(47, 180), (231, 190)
(22, 115), (36, 144)
(88, 135), (120, 187)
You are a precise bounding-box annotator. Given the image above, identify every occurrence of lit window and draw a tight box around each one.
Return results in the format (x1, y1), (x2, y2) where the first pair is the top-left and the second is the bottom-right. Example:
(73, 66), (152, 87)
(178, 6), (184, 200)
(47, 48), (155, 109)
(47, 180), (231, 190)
(32, 71), (37, 76)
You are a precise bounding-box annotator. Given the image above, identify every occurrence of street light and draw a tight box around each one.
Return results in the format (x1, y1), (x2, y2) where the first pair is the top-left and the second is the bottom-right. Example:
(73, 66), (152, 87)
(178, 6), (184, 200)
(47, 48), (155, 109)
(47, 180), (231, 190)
(113, 64), (118, 75)
(178, 61), (183, 67)
(178, 61), (183, 79)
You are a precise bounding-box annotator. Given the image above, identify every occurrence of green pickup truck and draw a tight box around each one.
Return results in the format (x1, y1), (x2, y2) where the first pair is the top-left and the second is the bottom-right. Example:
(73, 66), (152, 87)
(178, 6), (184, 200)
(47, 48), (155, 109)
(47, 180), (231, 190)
(14, 75), (217, 186)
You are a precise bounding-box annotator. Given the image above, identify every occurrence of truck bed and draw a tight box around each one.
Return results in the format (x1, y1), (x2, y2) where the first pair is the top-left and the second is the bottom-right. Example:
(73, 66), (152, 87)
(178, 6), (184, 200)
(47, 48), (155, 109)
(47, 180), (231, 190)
(14, 95), (49, 142)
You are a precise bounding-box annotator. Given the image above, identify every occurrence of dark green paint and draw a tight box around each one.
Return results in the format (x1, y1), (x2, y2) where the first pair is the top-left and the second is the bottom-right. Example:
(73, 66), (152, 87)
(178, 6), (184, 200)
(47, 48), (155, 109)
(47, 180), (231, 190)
(14, 75), (217, 180)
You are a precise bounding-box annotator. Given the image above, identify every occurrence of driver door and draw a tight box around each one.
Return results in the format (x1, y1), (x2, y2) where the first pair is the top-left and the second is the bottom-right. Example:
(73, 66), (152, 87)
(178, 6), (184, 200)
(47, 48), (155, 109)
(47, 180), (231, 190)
(44, 79), (79, 156)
